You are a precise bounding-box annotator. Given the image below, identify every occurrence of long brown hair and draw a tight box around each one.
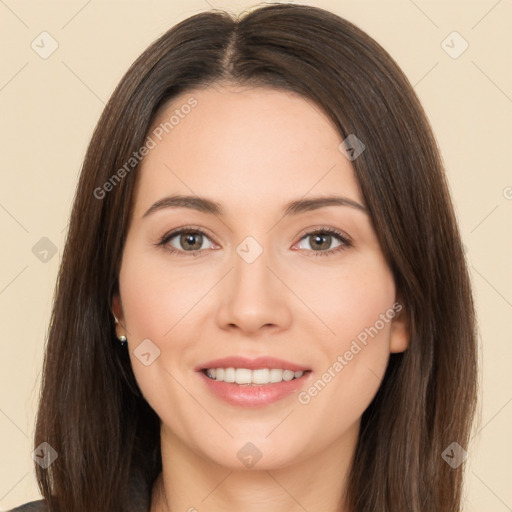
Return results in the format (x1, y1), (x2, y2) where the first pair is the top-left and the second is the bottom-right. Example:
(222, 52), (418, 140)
(34, 4), (478, 511)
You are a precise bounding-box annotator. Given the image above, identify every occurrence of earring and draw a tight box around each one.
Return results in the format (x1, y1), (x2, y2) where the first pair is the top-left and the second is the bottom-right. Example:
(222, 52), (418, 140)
(113, 313), (127, 346)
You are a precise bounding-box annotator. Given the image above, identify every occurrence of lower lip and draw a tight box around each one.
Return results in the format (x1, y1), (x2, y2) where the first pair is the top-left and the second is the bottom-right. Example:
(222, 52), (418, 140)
(198, 371), (311, 407)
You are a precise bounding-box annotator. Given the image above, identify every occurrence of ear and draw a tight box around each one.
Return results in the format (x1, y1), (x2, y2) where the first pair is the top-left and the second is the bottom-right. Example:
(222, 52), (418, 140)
(389, 298), (410, 353)
(111, 292), (126, 334)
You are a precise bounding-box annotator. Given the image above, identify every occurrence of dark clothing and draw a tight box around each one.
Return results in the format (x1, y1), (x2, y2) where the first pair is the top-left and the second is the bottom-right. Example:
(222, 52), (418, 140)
(7, 501), (47, 512)
(7, 474), (152, 511)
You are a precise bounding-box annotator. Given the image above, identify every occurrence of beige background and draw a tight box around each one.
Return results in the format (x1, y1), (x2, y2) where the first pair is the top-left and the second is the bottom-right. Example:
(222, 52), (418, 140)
(1, 0), (511, 509)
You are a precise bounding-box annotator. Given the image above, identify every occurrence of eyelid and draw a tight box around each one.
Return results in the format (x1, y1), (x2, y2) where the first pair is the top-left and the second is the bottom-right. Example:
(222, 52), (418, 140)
(293, 225), (352, 245)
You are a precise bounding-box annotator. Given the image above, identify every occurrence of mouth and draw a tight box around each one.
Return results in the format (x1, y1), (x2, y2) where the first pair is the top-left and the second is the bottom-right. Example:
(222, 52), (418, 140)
(195, 356), (313, 407)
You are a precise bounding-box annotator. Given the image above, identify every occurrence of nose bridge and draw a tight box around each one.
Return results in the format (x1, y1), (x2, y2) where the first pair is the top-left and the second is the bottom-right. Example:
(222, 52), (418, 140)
(231, 235), (276, 304)
(216, 234), (292, 333)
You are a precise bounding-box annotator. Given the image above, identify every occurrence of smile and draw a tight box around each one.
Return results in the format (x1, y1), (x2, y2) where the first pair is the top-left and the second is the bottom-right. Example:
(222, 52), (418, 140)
(196, 356), (313, 407)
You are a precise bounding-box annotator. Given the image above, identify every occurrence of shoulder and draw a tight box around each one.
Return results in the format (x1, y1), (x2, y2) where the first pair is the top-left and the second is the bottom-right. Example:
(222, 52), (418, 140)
(6, 499), (47, 511)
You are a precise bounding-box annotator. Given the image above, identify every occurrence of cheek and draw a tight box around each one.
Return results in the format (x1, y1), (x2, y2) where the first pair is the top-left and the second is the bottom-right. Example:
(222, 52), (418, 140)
(117, 243), (210, 400)
(118, 248), (204, 432)
(297, 258), (396, 411)
(294, 253), (396, 345)
(118, 246), (206, 339)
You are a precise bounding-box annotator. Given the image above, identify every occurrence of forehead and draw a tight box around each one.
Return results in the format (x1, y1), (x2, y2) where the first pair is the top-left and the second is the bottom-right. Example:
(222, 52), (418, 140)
(135, 84), (363, 217)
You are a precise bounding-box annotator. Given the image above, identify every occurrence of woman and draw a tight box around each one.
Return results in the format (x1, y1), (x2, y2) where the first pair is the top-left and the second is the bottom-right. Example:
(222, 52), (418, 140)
(10, 3), (478, 511)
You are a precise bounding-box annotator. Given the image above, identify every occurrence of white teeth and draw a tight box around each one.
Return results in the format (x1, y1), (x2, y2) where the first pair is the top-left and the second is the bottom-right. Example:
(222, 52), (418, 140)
(224, 367), (235, 382)
(269, 368), (283, 383)
(235, 368), (252, 384)
(284, 370), (295, 381)
(252, 368), (269, 384)
(205, 367), (305, 385)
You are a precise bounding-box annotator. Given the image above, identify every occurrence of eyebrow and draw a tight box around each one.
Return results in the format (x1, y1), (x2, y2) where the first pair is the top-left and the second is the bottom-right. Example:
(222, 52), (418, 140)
(142, 194), (367, 218)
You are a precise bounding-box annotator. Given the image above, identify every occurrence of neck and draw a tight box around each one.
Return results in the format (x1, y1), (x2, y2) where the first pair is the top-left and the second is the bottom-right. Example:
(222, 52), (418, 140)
(150, 421), (359, 512)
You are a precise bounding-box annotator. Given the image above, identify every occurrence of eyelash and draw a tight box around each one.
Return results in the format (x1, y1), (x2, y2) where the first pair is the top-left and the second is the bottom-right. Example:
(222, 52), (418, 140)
(156, 225), (353, 258)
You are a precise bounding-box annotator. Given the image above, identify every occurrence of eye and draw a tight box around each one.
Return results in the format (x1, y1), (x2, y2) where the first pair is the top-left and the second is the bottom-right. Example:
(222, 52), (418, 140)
(156, 225), (352, 258)
(294, 227), (352, 257)
(157, 227), (215, 257)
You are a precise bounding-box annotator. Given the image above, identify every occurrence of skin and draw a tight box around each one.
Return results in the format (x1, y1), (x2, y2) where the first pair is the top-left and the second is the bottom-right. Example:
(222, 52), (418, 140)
(112, 83), (410, 512)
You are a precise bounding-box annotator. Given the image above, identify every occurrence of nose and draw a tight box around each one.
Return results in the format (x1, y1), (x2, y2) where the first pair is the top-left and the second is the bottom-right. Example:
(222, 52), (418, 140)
(215, 243), (293, 336)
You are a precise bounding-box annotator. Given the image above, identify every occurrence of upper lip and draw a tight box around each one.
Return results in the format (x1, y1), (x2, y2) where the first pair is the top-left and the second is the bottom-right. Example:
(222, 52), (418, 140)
(196, 356), (311, 373)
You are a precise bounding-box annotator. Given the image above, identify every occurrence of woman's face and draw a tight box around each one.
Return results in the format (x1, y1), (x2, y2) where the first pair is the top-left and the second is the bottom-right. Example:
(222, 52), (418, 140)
(113, 84), (409, 470)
